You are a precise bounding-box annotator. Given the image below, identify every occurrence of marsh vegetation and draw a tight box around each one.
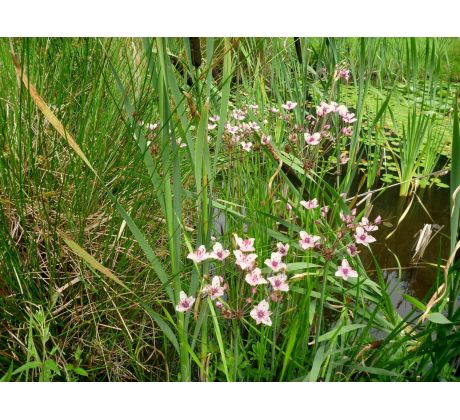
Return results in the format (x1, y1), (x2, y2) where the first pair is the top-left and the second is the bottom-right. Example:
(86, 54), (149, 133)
(0, 37), (459, 381)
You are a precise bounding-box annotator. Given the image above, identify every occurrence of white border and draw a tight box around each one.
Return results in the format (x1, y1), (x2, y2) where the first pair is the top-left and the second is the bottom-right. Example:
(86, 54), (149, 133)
(0, 1), (460, 36)
(0, 382), (459, 419)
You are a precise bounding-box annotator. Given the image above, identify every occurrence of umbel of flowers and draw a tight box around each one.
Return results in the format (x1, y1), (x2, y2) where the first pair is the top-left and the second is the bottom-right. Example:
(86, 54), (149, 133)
(179, 196), (381, 327)
(182, 234), (291, 326)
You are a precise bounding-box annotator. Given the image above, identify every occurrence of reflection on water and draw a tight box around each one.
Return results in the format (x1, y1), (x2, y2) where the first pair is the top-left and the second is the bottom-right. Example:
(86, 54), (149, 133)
(359, 185), (450, 316)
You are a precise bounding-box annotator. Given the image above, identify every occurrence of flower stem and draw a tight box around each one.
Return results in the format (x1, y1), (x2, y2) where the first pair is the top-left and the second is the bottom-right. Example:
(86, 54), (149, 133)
(312, 261), (330, 357)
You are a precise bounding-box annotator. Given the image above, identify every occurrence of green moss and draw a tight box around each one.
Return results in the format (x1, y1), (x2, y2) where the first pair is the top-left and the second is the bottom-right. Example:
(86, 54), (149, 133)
(443, 38), (460, 81)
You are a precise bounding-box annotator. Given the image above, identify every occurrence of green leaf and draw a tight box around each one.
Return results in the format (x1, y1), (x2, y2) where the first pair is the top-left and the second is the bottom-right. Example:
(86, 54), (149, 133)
(73, 367), (89, 377)
(350, 364), (402, 378)
(285, 262), (321, 273)
(317, 324), (367, 343)
(142, 304), (180, 354)
(304, 343), (326, 382)
(208, 298), (230, 381)
(43, 359), (61, 375)
(1, 363), (14, 382)
(427, 312), (451, 324)
(12, 361), (42, 375)
(403, 294), (426, 312)
(451, 93), (460, 254)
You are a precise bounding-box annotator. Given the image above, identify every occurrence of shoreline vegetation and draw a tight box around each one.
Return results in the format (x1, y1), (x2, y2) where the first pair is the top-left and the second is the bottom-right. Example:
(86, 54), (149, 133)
(0, 37), (459, 382)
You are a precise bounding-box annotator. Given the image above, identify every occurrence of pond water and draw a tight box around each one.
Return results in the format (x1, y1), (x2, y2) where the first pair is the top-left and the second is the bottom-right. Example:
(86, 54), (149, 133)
(359, 185), (451, 317)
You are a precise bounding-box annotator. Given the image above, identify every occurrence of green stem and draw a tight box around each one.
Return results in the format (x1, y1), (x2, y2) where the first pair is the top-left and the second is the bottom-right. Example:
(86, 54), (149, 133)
(312, 261), (330, 357)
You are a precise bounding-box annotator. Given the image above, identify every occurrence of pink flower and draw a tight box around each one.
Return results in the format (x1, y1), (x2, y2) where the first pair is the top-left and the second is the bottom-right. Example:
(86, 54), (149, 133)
(232, 109), (246, 121)
(208, 123), (217, 130)
(299, 231), (321, 250)
(234, 250), (257, 270)
(374, 215), (382, 225)
(320, 206), (329, 218)
(268, 273), (289, 292)
(234, 235), (255, 252)
(187, 245), (210, 263)
(337, 69), (351, 82)
(209, 242), (230, 261)
(340, 211), (355, 225)
(336, 105), (349, 118)
(359, 217), (378, 232)
(345, 115), (357, 124)
(341, 127), (353, 136)
(270, 107), (279, 113)
(245, 268), (268, 286)
(342, 69), (351, 82)
(261, 135), (271, 145)
(175, 291), (196, 312)
(240, 142), (253, 152)
(225, 123), (239, 134)
(347, 244), (359, 257)
(230, 135), (240, 143)
(250, 299), (272, 326)
(209, 115), (220, 123)
(249, 122), (260, 131)
(241, 122), (250, 132)
(316, 101), (335, 117)
(264, 252), (287, 272)
(249, 104), (259, 111)
(216, 301), (223, 309)
(330, 101), (339, 110)
(354, 227), (376, 246)
(202, 276), (225, 300)
(286, 203), (292, 212)
(342, 112), (357, 124)
(300, 198), (319, 210)
(335, 259), (358, 280)
(304, 132), (321, 146)
(276, 242), (289, 257)
(282, 101), (297, 111)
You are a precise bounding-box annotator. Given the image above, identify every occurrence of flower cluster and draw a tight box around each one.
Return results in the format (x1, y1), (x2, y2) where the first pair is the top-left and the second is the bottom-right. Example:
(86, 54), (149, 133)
(179, 234), (292, 328)
(220, 100), (299, 153)
(223, 107), (260, 152)
(335, 68), (351, 83)
(296, 195), (382, 282)
(315, 102), (357, 125)
(178, 195), (381, 331)
(215, 81), (357, 180)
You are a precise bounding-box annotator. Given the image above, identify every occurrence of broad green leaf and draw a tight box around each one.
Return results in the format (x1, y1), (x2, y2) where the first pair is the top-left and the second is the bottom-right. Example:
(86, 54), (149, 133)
(427, 312), (451, 324)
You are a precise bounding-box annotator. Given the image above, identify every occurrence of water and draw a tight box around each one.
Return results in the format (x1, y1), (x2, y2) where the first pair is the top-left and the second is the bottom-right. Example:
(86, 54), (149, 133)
(359, 185), (450, 316)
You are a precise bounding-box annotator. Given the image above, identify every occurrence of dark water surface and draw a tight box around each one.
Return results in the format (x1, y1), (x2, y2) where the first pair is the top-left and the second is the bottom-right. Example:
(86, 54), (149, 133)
(359, 186), (450, 316)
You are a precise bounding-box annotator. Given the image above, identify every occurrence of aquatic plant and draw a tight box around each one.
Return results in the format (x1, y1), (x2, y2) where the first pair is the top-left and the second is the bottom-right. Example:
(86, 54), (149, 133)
(1, 37), (459, 383)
